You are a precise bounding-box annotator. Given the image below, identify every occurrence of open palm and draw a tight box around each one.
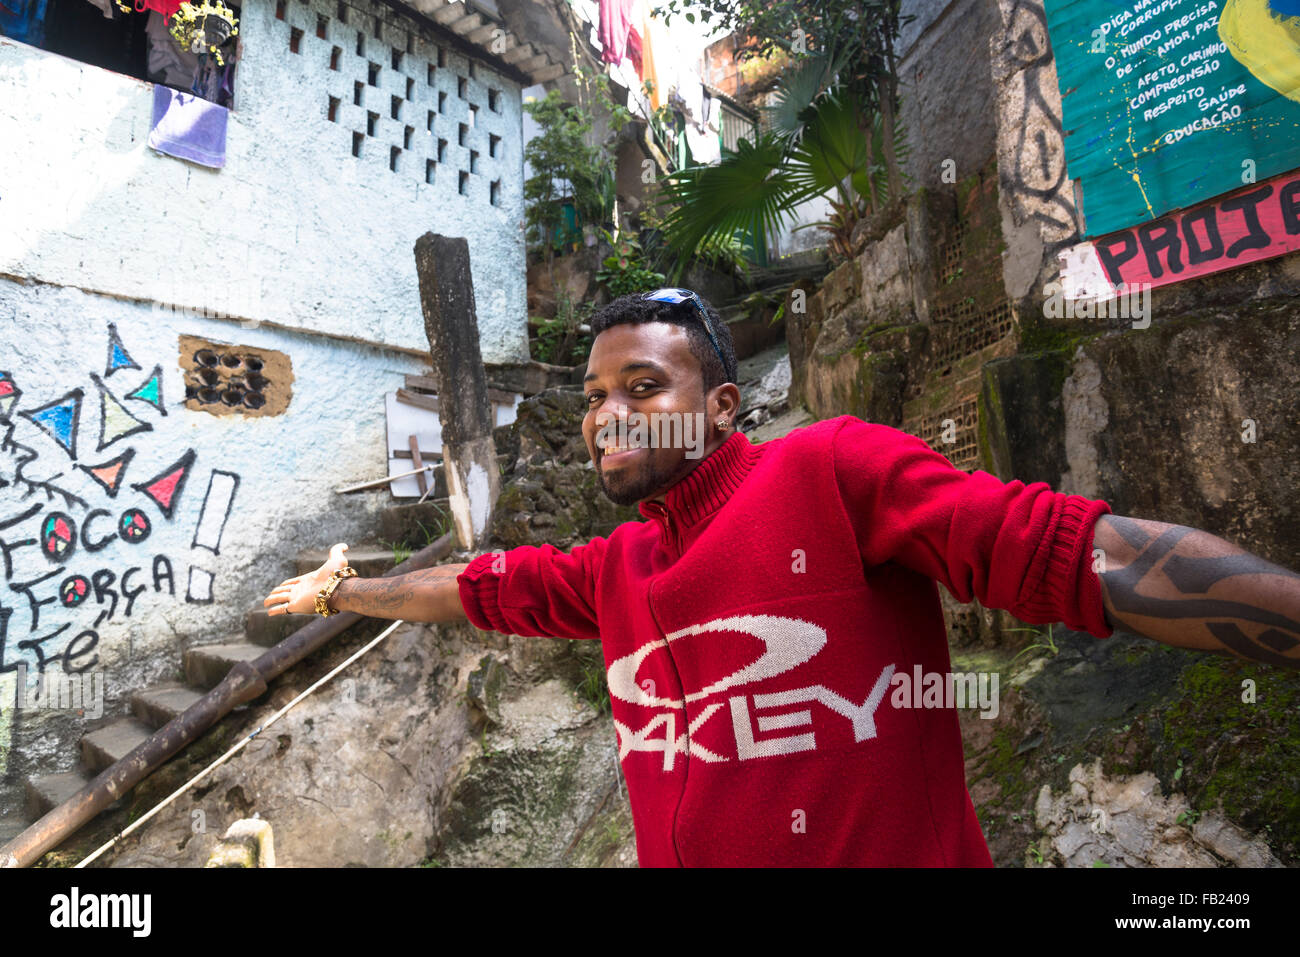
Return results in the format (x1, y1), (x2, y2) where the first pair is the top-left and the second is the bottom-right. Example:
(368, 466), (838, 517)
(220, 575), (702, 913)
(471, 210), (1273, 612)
(263, 543), (350, 616)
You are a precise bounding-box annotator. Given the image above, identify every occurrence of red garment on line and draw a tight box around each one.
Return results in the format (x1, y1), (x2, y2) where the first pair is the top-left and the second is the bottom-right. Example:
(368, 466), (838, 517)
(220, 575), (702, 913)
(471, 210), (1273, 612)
(458, 417), (1114, 866)
(598, 0), (637, 67)
(135, 0), (186, 21)
(626, 25), (642, 77)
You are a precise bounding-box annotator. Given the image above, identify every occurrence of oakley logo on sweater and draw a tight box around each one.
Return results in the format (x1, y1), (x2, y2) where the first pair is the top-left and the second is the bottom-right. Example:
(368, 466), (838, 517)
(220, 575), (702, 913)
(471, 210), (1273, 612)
(608, 614), (896, 771)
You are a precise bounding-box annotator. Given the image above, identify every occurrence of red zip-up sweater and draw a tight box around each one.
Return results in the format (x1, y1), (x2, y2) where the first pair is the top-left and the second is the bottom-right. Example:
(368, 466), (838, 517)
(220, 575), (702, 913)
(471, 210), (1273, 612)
(457, 415), (1114, 866)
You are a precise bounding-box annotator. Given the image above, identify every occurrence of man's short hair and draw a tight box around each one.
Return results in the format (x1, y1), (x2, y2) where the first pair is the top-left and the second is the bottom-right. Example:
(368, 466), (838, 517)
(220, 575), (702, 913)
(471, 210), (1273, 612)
(588, 292), (739, 391)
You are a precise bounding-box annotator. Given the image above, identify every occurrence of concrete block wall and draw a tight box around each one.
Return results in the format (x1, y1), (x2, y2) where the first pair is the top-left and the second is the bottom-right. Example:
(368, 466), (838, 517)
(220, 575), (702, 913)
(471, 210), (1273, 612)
(0, 0), (529, 362)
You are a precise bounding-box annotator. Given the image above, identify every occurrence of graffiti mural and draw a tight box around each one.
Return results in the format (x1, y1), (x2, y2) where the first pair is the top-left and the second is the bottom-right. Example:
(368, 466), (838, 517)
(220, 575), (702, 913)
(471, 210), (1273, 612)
(1042, 0), (1300, 236)
(0, 323), (241, 681)
(997, 0), (1083, 245)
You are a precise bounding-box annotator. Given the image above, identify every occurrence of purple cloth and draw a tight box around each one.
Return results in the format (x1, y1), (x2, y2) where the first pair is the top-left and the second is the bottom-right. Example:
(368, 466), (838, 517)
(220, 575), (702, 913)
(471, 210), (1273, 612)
(148, 85), (228, 169)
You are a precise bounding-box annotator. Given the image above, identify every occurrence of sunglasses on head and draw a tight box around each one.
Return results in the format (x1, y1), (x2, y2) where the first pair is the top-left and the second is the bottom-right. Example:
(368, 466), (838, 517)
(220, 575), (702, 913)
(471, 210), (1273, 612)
(641, 287), (727, 373)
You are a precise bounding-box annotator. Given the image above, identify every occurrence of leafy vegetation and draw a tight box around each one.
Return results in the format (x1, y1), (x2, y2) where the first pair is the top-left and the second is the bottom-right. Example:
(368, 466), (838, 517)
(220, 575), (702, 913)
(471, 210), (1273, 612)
(651, 0), (912, 271)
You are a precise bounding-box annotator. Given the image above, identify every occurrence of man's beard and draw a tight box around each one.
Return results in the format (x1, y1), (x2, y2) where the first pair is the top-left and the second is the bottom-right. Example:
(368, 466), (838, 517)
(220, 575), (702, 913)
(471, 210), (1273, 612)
(596, 455), (681, 506)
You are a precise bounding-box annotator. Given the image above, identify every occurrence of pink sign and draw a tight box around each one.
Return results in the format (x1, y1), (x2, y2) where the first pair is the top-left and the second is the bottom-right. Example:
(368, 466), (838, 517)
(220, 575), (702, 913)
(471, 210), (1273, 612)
(1059, 168), (1300, 300)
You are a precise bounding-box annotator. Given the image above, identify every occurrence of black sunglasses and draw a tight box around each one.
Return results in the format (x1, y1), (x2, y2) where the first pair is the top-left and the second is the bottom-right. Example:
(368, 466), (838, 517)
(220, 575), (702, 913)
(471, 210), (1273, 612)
(641, 287), (728, 373)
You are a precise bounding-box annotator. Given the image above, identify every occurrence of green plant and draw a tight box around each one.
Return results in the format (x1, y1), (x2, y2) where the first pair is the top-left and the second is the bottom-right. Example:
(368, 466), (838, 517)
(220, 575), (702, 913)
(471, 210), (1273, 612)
(659, 0), (913, 200)
(653, 0), (914, 272)
(415, 505), (451, 544)
(1176, 808), (1202, 827)
(391, 542), (412, 566)
(1009, 623), (1059, 662)
(653, 85), (910, 277)
(523, 89), (610, 256)
(479, 727), (498, 760)
(594, 228), (666, 297)
(577, 659), (610, 715)
(530, 284), (594, 366)
(1028, 844), (1043, 864)
(697, 230), (750, 279)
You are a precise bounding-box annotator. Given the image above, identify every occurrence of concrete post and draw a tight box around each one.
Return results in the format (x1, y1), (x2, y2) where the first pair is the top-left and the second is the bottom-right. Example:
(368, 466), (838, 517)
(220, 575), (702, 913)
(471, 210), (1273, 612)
(413, 233), (500, 549)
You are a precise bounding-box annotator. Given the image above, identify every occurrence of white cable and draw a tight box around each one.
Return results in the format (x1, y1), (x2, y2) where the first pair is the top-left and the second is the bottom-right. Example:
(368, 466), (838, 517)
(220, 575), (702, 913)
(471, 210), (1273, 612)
(76, 618), (407, 868)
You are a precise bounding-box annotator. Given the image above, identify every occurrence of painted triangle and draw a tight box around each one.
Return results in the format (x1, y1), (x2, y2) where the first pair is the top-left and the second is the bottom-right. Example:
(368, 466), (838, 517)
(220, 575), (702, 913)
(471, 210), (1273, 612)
(19, 388), (84, 459)
(131, 448), (196, 518)
(91, 373), (151, 453)
(105, 323), (141, 377)
(125, 364), (166, 415)
(78, 448), (136, 497)
(0, 371), (21, 419)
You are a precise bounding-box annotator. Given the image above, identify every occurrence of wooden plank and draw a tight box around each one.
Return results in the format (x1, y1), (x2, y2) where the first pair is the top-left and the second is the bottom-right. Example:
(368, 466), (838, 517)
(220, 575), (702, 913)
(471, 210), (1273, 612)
(385, 392), (442, 498)
(396, 388), (439, 413)
(406, 376), (516, 407)
(404, 373), (440, 393)
(391, 449), (441, 461)
(409, 434), (428, 496)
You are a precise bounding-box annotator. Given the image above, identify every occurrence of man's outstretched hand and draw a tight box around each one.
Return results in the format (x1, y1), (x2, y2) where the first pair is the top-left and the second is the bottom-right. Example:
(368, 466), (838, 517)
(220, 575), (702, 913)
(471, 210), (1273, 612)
(263, 542), (350, 616)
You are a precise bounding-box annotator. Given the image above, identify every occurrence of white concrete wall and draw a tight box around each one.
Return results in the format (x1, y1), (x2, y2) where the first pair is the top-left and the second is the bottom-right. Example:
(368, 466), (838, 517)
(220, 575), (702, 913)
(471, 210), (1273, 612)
(0, 0), (530, 363)
(0, 0), (539, 831)
(0, 279), (431, 811)
(768, 192), (835, 261)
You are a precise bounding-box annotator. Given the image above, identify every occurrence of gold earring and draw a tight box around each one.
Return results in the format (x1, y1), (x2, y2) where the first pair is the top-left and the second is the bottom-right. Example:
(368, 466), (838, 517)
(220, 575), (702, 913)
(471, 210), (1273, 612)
(716, 418), (730, 431)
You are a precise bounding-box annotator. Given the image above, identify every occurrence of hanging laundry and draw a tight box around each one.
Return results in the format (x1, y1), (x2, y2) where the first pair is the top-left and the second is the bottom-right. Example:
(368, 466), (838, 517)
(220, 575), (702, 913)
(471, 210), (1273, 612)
(684, 115), (720, 165)
(0, 0), (50, 46)
(626, 24), (642, 78)
(83, 0), (117, 19)
(145, 9), (199, 88)
(637, 4), (668, 109)
(598, 0), (637, 68)
(136, 0), (187, 19)
(148, 85), (228, 168)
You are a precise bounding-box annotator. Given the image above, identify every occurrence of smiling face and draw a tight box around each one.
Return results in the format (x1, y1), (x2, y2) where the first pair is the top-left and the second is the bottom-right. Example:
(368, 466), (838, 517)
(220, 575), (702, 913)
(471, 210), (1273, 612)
(582, 322), (739, 506)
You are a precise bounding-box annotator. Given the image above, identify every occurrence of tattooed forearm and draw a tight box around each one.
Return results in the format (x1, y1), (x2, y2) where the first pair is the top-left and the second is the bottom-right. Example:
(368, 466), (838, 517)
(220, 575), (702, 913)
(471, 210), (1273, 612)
(330, 563), (470, 622)
(1092, 514), (1300, 669)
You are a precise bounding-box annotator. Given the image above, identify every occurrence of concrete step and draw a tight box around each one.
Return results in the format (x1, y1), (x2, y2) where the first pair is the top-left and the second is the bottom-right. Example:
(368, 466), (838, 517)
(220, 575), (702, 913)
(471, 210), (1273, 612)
(295, 545), (395, 578)
(25, 769), (95, 820)
(131, 683), (206, 729)
(184, 642), (268, 690)
(244, 606), (314, 647)
(80, 717), (155, 775)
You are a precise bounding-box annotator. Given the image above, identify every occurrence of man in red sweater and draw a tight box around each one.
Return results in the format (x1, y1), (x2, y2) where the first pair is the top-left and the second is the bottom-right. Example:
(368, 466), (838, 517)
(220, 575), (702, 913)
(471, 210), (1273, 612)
(265, 289), (1300, 866)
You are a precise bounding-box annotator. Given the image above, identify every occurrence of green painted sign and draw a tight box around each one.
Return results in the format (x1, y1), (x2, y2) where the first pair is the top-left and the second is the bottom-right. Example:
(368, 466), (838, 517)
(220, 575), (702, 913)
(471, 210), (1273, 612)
(1044, 0), (1300, 236)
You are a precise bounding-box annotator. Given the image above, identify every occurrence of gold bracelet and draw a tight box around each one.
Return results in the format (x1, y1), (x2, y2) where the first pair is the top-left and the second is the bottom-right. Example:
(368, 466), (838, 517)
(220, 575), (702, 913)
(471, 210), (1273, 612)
(315, 565), (358, 617)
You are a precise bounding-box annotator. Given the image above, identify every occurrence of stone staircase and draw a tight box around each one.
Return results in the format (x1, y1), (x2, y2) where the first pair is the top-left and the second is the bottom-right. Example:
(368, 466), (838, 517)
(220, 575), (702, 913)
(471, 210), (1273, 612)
(11, 499), (452, 847)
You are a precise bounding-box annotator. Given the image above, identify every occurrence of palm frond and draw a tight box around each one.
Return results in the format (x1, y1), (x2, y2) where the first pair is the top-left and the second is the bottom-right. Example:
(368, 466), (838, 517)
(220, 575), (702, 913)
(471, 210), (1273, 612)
(653, 131), (800, 278)
(760, 40), (856, 147)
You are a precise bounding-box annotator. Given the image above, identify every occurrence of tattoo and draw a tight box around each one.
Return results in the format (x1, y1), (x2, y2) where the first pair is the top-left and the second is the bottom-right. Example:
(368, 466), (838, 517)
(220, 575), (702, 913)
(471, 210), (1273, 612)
(334, 563), (463, 618)
(338, 579), (417, 615)
(1098, 515), (1300, 669)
